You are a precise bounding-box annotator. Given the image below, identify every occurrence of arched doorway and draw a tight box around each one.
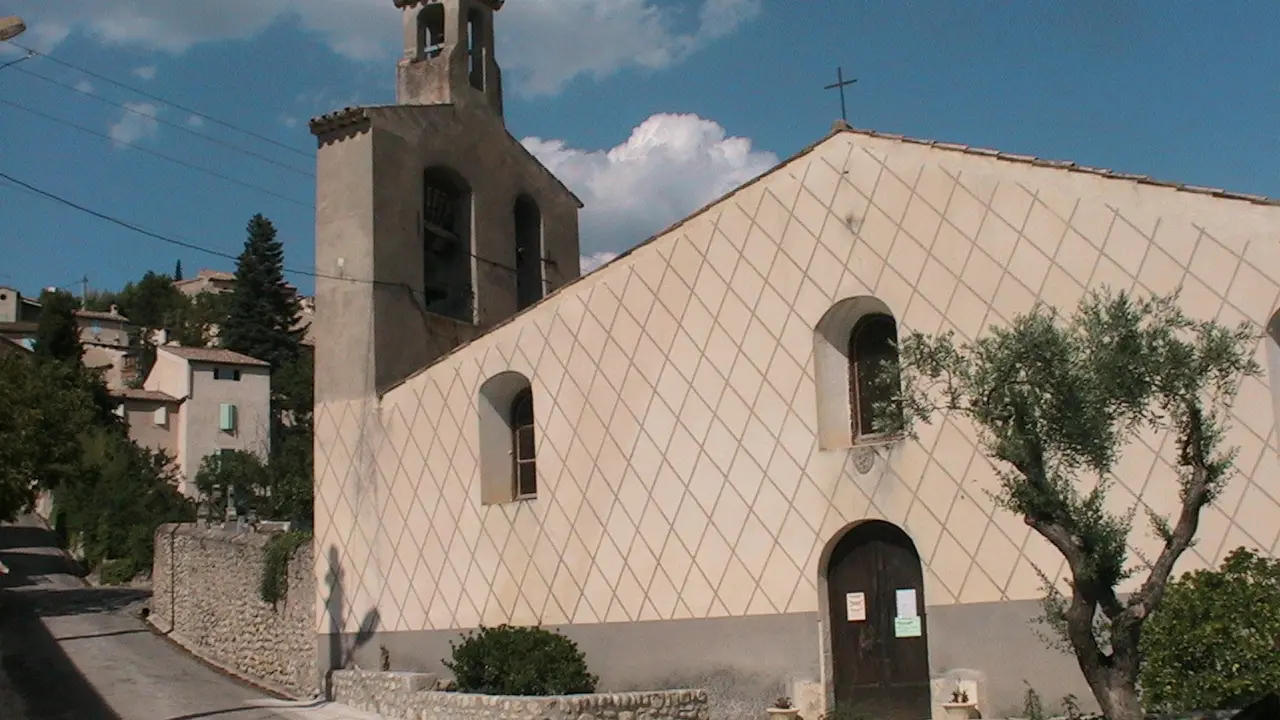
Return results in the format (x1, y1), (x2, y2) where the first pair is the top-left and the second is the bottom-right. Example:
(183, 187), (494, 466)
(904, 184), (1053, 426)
(825, 520), (930, 720)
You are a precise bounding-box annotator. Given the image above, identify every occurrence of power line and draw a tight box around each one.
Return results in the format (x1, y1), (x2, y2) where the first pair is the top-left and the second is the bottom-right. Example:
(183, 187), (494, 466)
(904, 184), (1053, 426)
(0, 96), (314, 209)
(9, 64), (315, 178)
(0, 51), (34, 72)
(13, 42), (314, 161)
(0, 169), (399, 292)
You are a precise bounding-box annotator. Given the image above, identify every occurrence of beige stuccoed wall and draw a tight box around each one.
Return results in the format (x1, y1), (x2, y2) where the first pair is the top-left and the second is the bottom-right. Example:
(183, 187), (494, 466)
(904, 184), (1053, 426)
(147, 353), (271, 494)
(183, 363), (271, 489)
(312, 105), (581, 399)
(315, 129), (1280, 715)
(120, 399), (179, 461)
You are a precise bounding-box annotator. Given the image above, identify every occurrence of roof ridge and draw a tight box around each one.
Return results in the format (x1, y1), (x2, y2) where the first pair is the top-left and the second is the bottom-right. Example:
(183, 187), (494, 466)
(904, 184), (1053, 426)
(833, 121), (1278, 207)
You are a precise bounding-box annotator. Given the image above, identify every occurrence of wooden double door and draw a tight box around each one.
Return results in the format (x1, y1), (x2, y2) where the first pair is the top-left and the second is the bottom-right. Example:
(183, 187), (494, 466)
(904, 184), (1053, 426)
(826, 520), (931, 720)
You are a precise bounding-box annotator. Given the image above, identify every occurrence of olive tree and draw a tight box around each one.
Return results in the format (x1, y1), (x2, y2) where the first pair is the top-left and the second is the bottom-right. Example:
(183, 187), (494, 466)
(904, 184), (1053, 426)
(880, 288), (1260, 720)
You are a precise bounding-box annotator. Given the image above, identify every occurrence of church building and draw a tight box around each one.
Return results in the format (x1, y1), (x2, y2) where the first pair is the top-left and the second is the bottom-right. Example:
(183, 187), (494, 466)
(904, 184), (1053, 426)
(310, 2), (1280, 718)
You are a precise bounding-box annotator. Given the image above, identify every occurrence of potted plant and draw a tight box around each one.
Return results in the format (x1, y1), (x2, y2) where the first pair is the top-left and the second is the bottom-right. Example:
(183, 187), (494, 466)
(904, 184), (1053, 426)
(767, 696), (800, 718)
(942, 687), (980, 720)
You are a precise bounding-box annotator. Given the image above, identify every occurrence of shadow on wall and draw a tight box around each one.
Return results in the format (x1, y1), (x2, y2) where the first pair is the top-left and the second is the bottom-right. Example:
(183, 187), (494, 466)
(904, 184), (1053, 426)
(324, 545), (380, 686)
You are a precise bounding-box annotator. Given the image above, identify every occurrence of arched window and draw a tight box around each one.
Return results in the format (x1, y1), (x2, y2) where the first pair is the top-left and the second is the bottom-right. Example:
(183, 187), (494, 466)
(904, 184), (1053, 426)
(848, 313), (901, 439)
(422, 167), (473, 322)
(416, 4), (445, 60)
(514, 194), (543, 310)
(478, 372), (536, 504)
(511, 388), (536, 499)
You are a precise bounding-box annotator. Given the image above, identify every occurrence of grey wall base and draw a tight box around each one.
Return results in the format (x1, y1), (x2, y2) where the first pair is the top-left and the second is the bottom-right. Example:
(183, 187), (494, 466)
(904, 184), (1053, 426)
(319, 600), (1095, 719)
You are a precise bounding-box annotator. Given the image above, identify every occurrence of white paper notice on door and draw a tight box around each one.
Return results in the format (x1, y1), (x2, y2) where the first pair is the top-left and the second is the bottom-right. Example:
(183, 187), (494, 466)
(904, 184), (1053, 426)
(895, 588), (918, 618)
(845, 592), (866, 622)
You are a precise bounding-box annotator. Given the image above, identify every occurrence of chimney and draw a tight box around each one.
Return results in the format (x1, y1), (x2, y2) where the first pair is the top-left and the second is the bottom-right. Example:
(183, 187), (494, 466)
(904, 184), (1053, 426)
(109, 304), (120, 316)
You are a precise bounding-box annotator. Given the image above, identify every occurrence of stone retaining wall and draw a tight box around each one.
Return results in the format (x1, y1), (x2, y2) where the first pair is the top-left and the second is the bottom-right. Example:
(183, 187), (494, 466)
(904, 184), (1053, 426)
(150, 523), (317, 697)
(331, 669), (709, 720)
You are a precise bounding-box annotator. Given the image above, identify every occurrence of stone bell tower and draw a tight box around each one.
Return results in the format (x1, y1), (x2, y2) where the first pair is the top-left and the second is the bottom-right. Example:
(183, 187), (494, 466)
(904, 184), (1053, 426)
(395, 0), (504, 116)
(311, 0), (582, 401)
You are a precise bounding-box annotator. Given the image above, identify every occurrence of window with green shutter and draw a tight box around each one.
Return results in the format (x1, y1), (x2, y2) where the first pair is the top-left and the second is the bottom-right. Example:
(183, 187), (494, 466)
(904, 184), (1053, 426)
(219, 403), (238, 432)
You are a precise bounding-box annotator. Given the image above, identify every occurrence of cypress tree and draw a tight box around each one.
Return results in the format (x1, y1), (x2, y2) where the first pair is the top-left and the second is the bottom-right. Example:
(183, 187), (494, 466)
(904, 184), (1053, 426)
(173, 259), (184, 282)
(221, 214), (302, 372)
(33, 289), (83, 365)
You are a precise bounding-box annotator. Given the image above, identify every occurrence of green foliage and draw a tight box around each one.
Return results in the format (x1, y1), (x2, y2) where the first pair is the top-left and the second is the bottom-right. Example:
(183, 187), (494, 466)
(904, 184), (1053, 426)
(444, 625), (598, 696)
(195, 449), (271, 518)
(34, 289), (83, 364)
(172, 292), (228, 348)
(219, 215), (312, 525)
(99, 557), (138, 586)
(268, 424), (314, 527)
(82, 289), (121, 313)
(221, 214), (303, 374)
(59, 428), (195, 572)
(1140, 546), (1280, 711)
(0, 354), (99, 519)
(116, 271), (183, 331)
(884, 287), (1261, 720)
(174, 260), (184, 282)
(1022, 683), (1046, 720)
(260, 531), (310, 604)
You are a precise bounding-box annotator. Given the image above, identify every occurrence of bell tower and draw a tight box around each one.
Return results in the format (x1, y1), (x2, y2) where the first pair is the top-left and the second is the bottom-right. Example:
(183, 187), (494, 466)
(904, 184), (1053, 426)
(395, 0), (504, 117)
(313, 0), (581, 401)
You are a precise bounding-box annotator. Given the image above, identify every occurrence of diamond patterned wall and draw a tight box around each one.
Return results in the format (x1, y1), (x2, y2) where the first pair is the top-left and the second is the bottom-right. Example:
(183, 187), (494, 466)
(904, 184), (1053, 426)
(314, 130), (1280, 636)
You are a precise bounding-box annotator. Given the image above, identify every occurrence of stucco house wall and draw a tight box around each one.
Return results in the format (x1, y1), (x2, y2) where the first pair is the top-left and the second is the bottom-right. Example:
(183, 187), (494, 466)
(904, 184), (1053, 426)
(315, 126), (1280, 717)
(146, 347), (272, 495)
(114, 391), (181, 462)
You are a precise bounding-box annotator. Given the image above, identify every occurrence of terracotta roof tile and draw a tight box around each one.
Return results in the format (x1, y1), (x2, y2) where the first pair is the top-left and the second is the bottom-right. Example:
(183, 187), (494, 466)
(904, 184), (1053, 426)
(110, 388), (179, 403)
(158, 346), (269, 367)
(839, 123), (1277, 206)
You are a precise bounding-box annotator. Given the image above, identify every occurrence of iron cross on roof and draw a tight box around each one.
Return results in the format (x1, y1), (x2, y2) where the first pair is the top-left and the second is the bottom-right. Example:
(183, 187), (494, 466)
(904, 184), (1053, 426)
(824, 66), (858, 123)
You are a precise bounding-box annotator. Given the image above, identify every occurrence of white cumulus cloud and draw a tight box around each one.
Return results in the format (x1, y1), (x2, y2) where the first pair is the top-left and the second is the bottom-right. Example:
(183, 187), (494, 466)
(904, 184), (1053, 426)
(580, 252), (620, 274)
(132, 65), (157, 80)
(524, 113), (778, 259)
(108, 101), (162, 148)
(6, 0), (759, 96)
(73, 79), (94, 94)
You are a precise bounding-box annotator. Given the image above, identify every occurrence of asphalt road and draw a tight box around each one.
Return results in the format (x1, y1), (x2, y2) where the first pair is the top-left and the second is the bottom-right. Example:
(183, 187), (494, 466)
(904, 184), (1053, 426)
(0, 516), (380, 720)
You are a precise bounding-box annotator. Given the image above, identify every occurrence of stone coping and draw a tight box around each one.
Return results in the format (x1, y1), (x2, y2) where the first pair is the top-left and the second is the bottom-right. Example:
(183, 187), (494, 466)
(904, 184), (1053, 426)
(330, 669), (709, 720)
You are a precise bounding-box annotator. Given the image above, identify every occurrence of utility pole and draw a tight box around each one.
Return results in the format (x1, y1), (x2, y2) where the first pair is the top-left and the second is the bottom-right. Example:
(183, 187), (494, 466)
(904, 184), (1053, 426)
(79, 275), (89, 308)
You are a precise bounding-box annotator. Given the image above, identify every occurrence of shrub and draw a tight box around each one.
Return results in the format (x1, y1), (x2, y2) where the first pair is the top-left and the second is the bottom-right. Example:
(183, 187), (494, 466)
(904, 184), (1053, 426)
(260, 531), (310, 605)
(1140, 546), (1280, 711)
(444, 624), (598, 696)
(99, 557), (137, 586)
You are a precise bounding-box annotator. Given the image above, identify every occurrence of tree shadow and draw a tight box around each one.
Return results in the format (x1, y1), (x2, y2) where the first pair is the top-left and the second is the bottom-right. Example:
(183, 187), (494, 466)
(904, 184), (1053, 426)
(323, 545), (380, 694)
(0, 550), (87, 589)
(0, 591), (123, 719)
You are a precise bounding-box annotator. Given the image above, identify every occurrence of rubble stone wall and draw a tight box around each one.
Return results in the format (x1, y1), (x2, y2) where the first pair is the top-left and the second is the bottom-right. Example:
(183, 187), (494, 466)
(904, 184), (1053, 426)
(150, 523), (317, 698)
(331, 669), (710, 720)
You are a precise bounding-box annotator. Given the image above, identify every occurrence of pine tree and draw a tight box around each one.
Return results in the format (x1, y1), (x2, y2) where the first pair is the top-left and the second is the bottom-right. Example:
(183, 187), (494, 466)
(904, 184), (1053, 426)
(33, 289), (83, 365)
(220, 215), (312, 525)
(174, 259), (184, 282)
(221, 215), (302, 372)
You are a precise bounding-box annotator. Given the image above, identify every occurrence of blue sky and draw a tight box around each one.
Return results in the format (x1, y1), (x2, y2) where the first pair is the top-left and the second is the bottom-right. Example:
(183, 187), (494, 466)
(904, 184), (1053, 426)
(1, 1), (1279, 299)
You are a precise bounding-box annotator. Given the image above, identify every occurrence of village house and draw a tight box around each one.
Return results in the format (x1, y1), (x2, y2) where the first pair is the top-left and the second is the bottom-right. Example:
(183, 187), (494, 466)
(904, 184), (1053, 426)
(0, 286), (143, 388)
(174, 269), (317, 346)
(310, 1), (1280, 718)
(112, 345), (272, 497)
